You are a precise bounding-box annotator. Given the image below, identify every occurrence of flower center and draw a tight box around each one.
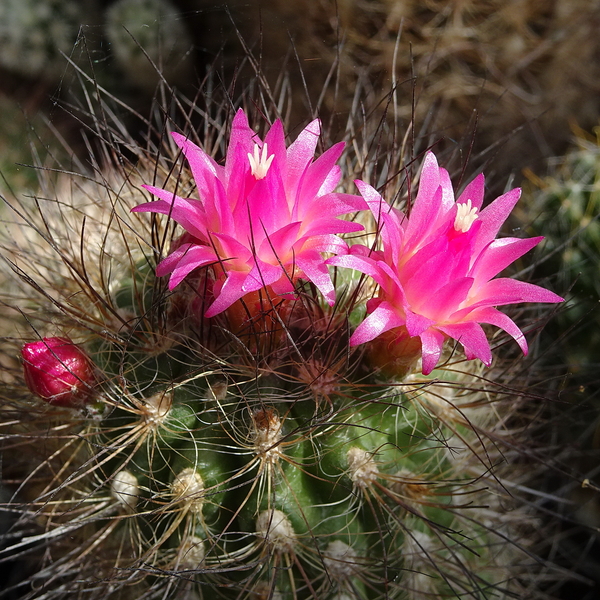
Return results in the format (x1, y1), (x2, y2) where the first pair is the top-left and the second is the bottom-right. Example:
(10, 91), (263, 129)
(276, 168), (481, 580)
(248, 143), (274, 179)
(454, 199), (478, 232)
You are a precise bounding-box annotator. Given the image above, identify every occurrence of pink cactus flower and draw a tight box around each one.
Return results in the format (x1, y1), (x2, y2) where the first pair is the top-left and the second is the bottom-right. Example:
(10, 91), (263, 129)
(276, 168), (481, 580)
(330, 152), (563, 375)
(133, 110), (365, 317)
(22, 337), (97, 407)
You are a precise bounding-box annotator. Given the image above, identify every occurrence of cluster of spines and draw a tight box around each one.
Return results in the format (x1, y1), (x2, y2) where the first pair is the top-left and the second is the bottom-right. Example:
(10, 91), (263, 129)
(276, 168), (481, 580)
(0, 78), (563, 600)
(3, 314), (536, 599)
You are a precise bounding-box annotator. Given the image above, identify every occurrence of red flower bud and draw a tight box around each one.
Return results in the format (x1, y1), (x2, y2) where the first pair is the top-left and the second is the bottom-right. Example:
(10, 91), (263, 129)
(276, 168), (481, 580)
(21, 337), (97, 407)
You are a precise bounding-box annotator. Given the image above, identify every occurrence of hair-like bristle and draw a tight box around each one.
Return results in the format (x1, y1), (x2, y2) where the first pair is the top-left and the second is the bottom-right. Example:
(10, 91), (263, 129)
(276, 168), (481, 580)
(207, 0), (600, 180)
(0, 20), (580, 600)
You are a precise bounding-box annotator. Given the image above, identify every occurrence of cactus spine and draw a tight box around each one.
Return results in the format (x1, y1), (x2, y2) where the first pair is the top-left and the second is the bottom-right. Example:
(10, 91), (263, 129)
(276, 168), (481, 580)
(0, 79), (564, 600)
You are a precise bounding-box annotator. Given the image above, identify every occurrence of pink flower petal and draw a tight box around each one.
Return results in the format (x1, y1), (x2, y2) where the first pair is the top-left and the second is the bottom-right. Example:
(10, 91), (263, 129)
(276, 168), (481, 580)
(304, 192), (368, 220)
(327, 254), (388, 288)
(242, 260), (283, 293)
(135, 187), (208, 240)
(457, 173), (485, 210)
(468, 306), (528, 355)
(209, 232), (253, 267)
(438, 321), (492, 365)
(404, 152), (442, 241)
(349, 301), (405, 346)
(286, 118), (321, 192)
(420, 328), (446, 375)
(264, 119), (287, 173)
(474, 187), (521, 255)
(400, 235), (449, 285)
(257, 222), (302, 264)
(471, 236), (543, 284)
(225, 110), (256, 180)
(371, 260), (406, 304)
(355, 179), (390, 214)
(300, 217), (364, 239)
(340, 150), (562, 375)
(355, 180), (404, 265)
(420, 277), (474, 321)
(172, 135), (233, 234)
(171, 133), (220, 181)
(225, 142), (255, 220)
(270, 274), (296, 296)
(403, 249), (453, 307)
(319, 165), (342, 196)
(405, 310), (434, 338)
(295, 142), (345, 217)
(301, 234), (348, 254)
(166, 246), (218, 289)
(155, 242), (194, 277)
(476, 278), (564, 306)
(296, 250), (336, 305)
(205, 270), (249, 317)
(247, 163), (288, 233)
(438, 167), (455, 212)
(136, 110), (360, 314)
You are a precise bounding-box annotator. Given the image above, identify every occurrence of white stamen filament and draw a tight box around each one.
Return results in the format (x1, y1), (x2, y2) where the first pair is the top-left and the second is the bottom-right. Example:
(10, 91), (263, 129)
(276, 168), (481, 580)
(248, 143), (274, 179)
(454, 199), (478, 232)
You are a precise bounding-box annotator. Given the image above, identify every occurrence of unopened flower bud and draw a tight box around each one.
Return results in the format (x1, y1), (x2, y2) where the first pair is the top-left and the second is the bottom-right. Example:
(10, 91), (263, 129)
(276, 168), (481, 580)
(21, 337), (97, 407)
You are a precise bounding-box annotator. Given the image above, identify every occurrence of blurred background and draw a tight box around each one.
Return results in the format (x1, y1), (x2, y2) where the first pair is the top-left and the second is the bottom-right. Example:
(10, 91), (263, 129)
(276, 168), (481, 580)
(1, 1), (600, 598)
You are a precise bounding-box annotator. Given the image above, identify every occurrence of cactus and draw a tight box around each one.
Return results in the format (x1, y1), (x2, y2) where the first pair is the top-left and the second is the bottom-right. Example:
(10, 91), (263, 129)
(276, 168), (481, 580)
(523, 132), (600, 578)
(0, 76), (566, 600)
(202, 0), (600, 176)
(0, 95), (73, 196)
(526, 130), (600, 379)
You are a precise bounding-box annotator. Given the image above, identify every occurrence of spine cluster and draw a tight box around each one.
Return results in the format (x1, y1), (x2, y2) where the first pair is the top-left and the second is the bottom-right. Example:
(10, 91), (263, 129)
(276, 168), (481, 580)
(0, 88), (564, 600)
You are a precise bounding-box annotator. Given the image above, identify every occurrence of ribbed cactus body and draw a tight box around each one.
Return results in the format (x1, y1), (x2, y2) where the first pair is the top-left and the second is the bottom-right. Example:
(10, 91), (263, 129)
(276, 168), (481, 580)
(0, 87), (564, 600)
(4, 305), (532, 598)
